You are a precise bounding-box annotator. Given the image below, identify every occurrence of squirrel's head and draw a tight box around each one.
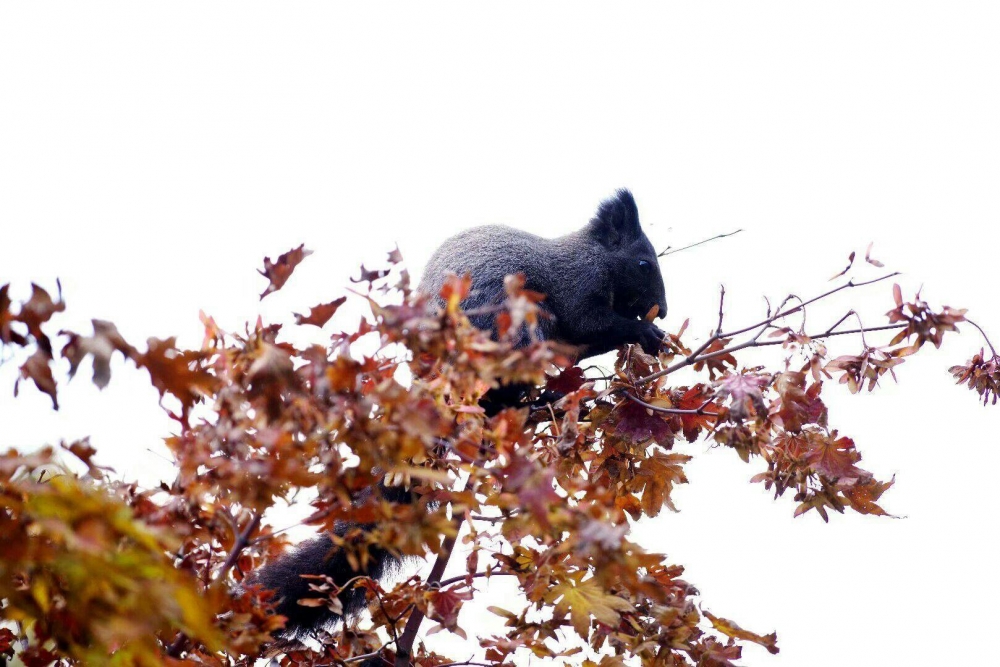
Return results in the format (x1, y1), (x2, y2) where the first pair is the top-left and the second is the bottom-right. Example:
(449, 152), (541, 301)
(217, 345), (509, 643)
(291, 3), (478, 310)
(587, 189), (668, 322)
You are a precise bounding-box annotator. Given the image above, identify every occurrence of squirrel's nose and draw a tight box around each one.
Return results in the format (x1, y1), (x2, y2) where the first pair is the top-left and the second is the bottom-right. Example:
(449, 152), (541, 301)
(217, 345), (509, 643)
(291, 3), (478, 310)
(656, 302), (667, 319)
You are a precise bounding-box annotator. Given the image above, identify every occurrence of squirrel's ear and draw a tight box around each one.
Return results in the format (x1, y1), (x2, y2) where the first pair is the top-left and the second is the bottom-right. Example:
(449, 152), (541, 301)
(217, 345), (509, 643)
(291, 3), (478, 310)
(588, 189), (641, 247)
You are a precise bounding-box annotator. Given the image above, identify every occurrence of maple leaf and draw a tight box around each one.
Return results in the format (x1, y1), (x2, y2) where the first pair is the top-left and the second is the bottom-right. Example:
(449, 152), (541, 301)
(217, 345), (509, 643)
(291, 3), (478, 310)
(258, 244), (312, 300)
(546, 573), (633, 639)
(546, 366), (586, 394)
(692, 338), (736, 380)
(61, 319), (137, 389)
(16, 349), (58, 409)
(804, 431), (864, 480)
(672, 385), (717, 442)
(771, 372), (827, 432)
(841, 475), (895, 516)
(427, 584), (474, 631)
(294, 297), (347, 328)
(714, 373), (770, 421)
(136, 337), (218, 416)
(16, 282), (65, 343)
(613, 399), (675, 446)
(698, 638), (744, 667)
(704, 610), (779, 655)
(636, 452), (691, 516)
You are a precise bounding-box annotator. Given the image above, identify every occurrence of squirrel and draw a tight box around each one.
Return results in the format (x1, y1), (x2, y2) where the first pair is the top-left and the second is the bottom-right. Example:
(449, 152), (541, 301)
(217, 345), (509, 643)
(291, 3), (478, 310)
(250, 189), (667, 635)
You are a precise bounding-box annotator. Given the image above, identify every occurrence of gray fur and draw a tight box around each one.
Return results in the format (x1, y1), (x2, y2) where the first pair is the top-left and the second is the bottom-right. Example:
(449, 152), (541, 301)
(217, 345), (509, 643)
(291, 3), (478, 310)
(418, 189), (667, 358)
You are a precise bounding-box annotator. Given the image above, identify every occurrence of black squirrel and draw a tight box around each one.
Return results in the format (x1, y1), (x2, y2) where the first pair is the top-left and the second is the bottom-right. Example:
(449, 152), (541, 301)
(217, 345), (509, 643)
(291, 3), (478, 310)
(251, 189), (667, 635)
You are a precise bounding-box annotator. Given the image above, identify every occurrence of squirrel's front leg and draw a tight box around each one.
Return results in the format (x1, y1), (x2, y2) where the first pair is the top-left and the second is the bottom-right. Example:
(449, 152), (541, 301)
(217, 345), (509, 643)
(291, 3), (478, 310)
(561, 295), (665, 358)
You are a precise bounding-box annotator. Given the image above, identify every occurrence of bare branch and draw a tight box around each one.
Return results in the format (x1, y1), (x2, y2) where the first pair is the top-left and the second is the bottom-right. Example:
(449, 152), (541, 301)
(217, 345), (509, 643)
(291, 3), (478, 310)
(395, 475), (475, 666)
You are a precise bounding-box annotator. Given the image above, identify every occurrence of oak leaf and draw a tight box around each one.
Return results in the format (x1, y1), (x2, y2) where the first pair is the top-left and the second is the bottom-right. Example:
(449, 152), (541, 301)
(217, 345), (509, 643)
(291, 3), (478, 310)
(259, 244), (312, 300)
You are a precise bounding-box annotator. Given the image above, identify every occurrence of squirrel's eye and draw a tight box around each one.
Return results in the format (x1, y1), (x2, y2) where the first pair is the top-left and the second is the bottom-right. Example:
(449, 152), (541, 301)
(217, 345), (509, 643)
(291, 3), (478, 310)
(638, 260), (652, 274)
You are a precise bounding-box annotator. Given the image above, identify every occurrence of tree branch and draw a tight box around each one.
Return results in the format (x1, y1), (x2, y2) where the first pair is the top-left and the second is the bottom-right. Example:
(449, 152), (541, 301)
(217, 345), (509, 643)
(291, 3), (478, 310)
(626, 393), (718, 417)
(394, 477), (474, 666)
(166, 511), (261, 658)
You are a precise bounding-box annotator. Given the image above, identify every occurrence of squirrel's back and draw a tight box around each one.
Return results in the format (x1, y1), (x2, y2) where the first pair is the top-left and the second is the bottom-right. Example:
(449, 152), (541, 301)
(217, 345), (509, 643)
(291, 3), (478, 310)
(418, 224), (562, 331)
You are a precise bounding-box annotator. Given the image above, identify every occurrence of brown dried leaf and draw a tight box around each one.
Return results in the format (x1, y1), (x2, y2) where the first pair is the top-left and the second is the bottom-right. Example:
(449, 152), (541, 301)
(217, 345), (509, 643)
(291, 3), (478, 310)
(259, 244), (312, 300)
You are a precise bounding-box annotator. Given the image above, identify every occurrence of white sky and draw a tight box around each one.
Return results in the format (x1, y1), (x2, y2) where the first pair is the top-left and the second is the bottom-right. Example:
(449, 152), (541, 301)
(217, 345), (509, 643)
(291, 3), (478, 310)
(1, 3), (998, 666)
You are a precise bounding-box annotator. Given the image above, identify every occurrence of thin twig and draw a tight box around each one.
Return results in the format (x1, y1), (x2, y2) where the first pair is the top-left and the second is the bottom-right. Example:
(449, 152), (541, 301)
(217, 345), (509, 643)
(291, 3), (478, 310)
(344, 641), (396, 664)
(720, 273), (900, 340)
(658, 229), (744, 258)
(437, 571), (517, 588)
(626, 393), (718, 417)
(638, 273), (901, 386)
(715, 285), (726, 334)
(469, 511), (519, 524)
(966, 318), (998, 357)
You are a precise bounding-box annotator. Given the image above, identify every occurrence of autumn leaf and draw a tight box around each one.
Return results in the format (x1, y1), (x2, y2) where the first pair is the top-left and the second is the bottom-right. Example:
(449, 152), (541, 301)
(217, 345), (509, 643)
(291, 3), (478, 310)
(259, 244), (312, 300)
(16, 349), (58, 409)
(692, 338), (736, 380)
(350, 264), (391, 284)
(613, 398), (675, 446)
(673, 385), (718, 442)
(136, 337), (218, 415)
(546, 366), (586, 394)
(0, 284), (28, 346)
(294, 297), (347, 327)
(804, 431), (864, 480)
(704, 610), (779, 655)
(546, 574), (633, 638)
(714, 373), (770, 421)
(841, 475), (894, 516)
(427, 584), (474, 631)
(61, 319), (136, 389)
(636, 452), (691, 516)
(771, 372), (827, 433)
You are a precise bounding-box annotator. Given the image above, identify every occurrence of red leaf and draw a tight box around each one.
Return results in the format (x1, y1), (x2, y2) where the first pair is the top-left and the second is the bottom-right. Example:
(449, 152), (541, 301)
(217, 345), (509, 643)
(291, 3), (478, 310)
(259, 244), (312, 300)
(17, 349), (58, 409)
(614, 399), (675, 446)
(294, 297), (347, 328)
(546, 366), (586, 394)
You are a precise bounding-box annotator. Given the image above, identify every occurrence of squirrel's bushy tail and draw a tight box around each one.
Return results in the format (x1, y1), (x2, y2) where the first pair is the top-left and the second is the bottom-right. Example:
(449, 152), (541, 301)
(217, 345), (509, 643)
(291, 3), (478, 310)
(250, 483), (412, 636)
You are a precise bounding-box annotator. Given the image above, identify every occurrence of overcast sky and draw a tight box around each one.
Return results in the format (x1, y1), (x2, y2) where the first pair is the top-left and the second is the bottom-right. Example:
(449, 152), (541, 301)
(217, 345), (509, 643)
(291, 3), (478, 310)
(2, 3), (999, 665)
